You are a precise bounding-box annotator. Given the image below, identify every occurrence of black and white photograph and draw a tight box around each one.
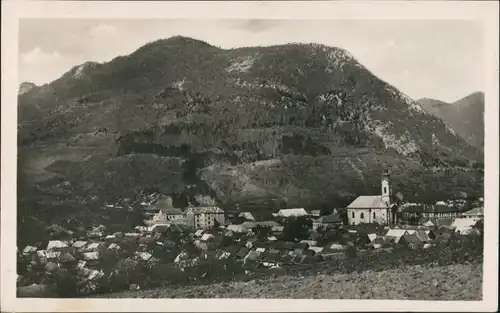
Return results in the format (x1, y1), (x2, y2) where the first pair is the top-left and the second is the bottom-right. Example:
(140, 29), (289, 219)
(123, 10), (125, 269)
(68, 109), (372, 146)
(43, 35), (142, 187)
(1, 1), (499, 312)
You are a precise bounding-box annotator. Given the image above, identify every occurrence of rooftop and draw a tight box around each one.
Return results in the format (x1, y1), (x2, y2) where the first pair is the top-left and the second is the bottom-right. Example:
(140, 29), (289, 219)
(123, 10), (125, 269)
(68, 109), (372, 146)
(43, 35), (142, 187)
(185, 206), (224, 214)
(347, 195), (388, 209)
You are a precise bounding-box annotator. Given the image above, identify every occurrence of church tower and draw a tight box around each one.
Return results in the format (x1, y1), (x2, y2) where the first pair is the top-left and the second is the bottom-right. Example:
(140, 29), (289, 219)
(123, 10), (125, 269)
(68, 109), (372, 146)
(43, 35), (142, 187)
(381, 171), (391, 206)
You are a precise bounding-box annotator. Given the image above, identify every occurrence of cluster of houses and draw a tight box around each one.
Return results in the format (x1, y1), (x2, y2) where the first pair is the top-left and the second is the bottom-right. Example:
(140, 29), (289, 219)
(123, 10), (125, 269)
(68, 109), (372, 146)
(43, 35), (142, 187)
(17, 172), (484, 293)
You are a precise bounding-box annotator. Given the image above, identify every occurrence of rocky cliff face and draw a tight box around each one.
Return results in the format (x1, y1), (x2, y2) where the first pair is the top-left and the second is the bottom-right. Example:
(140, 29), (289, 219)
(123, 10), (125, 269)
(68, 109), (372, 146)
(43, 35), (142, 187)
(17, 36), (483, 230)
(18, 82), (36, 95)
(418, 92), (484, 150)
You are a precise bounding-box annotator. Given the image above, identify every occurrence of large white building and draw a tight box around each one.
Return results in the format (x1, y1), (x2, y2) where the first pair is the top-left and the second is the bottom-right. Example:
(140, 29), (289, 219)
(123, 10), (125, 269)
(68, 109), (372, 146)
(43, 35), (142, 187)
(184, 206), (225, 230)
(347, 173), (395, 225)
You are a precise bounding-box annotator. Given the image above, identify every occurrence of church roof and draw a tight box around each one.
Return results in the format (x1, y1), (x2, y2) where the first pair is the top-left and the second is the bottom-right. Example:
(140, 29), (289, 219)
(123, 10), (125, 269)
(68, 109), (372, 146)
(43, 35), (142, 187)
(347, 195), (388, 209)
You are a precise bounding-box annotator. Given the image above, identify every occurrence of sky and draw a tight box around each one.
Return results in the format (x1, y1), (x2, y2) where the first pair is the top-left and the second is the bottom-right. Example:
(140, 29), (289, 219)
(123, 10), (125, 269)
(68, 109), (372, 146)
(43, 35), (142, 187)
(18, 19), (483, 102)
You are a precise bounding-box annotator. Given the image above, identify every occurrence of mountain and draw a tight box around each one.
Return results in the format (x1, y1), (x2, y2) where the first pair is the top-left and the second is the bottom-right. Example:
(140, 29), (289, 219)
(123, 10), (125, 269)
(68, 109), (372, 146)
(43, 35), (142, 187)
(18, 82), (36, 95)
(418, 92), (484, 149)
(17, 36), (483, 241)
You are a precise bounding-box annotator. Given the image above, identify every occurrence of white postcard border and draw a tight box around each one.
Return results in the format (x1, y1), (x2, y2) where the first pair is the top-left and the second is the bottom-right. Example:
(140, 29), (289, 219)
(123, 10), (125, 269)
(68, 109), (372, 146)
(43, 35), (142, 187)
(2, 1), (499, 312)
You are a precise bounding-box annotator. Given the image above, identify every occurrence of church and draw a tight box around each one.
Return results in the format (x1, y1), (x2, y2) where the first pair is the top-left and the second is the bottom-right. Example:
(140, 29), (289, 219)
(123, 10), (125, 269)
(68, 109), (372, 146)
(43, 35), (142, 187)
(346, 172), (398, 225)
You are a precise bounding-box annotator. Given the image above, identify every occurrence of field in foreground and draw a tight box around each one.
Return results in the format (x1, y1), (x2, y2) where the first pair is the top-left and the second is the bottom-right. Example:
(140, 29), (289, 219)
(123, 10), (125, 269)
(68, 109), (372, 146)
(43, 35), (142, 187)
(100, 262), (482, 300)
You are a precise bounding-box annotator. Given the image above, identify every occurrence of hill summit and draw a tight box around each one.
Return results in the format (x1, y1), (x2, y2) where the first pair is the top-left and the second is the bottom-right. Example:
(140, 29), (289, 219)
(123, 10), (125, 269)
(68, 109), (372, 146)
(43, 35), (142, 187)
(17, 36), (483, 235)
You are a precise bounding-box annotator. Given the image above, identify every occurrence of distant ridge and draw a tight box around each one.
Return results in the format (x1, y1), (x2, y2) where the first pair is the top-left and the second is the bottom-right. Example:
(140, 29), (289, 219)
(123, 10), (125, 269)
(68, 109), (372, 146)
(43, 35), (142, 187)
(418, 92), (484, 149)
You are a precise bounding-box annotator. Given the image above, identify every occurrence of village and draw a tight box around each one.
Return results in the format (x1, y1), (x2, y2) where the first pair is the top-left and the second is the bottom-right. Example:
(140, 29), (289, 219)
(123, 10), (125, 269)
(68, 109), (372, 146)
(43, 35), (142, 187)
(17, 173), (484, 296)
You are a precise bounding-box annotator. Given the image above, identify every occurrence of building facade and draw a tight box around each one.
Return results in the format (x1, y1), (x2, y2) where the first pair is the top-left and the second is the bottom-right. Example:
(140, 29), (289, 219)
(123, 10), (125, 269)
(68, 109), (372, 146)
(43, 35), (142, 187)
(347, 173), (393, 225)
(184, 207), (225, 230)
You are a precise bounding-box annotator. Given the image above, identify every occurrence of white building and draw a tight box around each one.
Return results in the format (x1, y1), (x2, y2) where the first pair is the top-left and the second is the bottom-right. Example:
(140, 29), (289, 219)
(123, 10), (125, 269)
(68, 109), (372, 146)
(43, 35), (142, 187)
(347, 172), (395, 225)
(184, 206), (225, 230)
(277, 208), (308, 218)
(461, 207), (484, 221)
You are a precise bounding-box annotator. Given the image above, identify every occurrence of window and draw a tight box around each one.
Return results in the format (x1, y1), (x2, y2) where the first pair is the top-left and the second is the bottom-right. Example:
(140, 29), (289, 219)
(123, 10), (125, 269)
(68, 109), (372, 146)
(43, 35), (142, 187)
(373, 212), (376, 219)
(352, 211), (355, 218)
(383, 187), (387, 194)
(360, 213), (364, 219)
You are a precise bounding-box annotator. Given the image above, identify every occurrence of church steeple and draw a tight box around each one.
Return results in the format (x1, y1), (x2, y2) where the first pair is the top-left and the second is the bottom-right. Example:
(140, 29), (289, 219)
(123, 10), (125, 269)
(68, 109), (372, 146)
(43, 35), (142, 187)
(381, 171), (391, 206)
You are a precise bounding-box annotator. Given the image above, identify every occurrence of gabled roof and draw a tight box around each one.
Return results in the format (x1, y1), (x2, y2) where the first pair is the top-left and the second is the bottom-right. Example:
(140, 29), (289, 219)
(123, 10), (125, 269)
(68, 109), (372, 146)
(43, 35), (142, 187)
(277, 208), (308, 217)
(367, 233), (378, 242)
(72, 241), (88, 248)
(185, 206), (224, 214)
(403, 234), (422, 245)
(299, 240), (317, 246)
(462, 207), (484, 217)
(244, 250), (260, 261)
(226, 224), (248, 233)
(236, 247), (250, 258)
(309, 246), (324, 254)
(415, 230), (430, 242)
(86, 242), (103, 250)
(83, 252), (100, 260)
(136, 251), (153, 261)
(347, 196), (388, 209)
(255, 221), (281, 228)
(47, 240), (68, 250)
(239, 212), (255, 221)
(451, 218), (478, 229)
(23, 246), (37, 254)
(423, 220), (435, 227)
(60, 252), (76, 263)
(201, 233), (215, 241)
(385, 229), (408, 238)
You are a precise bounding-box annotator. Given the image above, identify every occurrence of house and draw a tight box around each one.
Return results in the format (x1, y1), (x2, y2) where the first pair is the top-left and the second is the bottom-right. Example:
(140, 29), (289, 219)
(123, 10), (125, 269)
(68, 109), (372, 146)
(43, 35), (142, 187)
(148, 223), (170, 233)
(174, 252), (199, 268)
(107, 243), (121, 251)
(403, 234), (423, 249)
(461, 207), (484, 221)
(451, 218), (479, 235)
(243, 250), (260, 263)
(255, 221), (282, 228)
(59, 252), (77, 264)
(239, 212), (255, 221)
(200, 233), (215, 241)
(308, 246), (324, 255)
(46, 240), (68, 251)
(312, 213), (342, 231)
(85, 242), (104, 252)
(299, 240), (317, 247)
(347, 172), (396, 225)
(135, 251), (153, 262)
(236, 247), (250, 259)
(420, 203), (461, 219)
(368, 237), (385, 249)
(22, 246), (38, 255)
(415, 230), (431, 242)
(277, 208), (308, 218)
(226, 224), (248, 233)
(72, 241), (88, 249)
(329, 243), (347, 251)
(423, 220), (435, 227)
(367, 233), (378, 242)
(105, 235), (116, 241)
(310, 210), (321, 217)
(184, 206), (225, 230)
(385, 229), (409, 244)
